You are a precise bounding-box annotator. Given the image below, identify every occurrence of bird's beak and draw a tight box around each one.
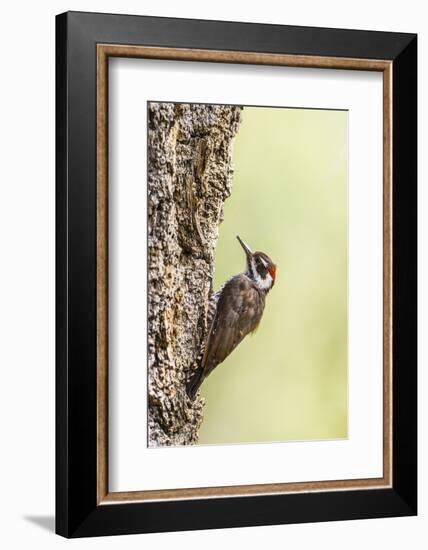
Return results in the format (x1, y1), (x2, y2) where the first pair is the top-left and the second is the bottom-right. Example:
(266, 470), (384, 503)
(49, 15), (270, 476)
(236, 235), (253, 258)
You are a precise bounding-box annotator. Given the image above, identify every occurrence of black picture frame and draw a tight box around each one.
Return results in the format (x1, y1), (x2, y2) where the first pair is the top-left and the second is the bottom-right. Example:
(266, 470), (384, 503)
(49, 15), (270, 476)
(56, 11), (417, 538)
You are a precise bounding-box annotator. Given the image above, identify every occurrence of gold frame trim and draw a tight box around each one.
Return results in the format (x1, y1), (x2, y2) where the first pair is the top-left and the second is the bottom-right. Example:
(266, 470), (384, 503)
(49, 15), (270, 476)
(96, 44), (393, 505)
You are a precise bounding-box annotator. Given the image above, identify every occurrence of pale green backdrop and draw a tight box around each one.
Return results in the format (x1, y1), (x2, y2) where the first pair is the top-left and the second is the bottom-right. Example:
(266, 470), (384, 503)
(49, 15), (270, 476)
(198, 106), (348, 445)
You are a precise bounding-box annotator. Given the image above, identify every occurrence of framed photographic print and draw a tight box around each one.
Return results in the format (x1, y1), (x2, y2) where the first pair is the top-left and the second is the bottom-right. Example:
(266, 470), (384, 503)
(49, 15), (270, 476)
(56, 11), (417, 538)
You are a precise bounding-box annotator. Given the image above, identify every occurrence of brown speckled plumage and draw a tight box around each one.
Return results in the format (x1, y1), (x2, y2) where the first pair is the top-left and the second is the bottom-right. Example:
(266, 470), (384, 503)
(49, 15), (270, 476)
(187, 236), (276, 400)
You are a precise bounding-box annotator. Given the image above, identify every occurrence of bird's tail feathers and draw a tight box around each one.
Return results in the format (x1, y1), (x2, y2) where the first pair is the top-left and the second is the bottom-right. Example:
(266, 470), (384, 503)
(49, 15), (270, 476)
(186, 366), (204, 401)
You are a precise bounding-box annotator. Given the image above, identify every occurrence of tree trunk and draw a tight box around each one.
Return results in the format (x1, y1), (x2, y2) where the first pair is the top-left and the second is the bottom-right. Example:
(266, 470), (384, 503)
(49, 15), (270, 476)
(148, 102), (242, 447)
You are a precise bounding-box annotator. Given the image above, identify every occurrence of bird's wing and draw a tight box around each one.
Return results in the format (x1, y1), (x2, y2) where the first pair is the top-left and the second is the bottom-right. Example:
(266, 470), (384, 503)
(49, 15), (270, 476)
(201, 274), (264, 379)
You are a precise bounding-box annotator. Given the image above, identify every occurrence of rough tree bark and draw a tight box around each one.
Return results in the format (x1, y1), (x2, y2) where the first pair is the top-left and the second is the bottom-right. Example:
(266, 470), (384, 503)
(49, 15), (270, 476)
(148, 102), (242, 447)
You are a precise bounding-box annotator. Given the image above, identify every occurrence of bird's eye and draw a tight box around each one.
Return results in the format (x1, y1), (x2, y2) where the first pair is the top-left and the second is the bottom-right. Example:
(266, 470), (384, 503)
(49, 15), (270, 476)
(256, 256), (268, 269)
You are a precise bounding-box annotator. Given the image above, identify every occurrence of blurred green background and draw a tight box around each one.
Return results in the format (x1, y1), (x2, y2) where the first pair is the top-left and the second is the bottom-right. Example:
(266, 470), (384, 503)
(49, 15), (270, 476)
(198, 106), (348, 445)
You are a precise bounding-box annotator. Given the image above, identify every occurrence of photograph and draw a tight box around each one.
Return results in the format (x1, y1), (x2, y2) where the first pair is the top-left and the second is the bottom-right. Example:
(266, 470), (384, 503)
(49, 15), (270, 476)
(0, 1), (420, 544)
(147, 101), (348, 447)
(50, 7), (416, 540)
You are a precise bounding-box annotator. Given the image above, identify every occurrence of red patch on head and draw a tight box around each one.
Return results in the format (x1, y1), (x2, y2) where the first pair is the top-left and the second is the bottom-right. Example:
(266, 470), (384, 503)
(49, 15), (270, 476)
(268, 264), (277, 283)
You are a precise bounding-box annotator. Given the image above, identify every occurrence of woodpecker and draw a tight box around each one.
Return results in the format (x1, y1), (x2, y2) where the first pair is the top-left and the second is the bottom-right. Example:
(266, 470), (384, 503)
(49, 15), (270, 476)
(186, 235), (276, 400)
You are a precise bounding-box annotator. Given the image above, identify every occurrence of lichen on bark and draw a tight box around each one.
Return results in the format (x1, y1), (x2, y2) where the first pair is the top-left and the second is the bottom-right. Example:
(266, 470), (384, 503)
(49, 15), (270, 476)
(148, 102), (242, 447)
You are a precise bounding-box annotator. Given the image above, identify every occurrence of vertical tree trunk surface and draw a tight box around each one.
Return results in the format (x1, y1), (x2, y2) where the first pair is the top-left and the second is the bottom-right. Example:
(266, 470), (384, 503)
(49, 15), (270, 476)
(148, 102), (242, 447)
